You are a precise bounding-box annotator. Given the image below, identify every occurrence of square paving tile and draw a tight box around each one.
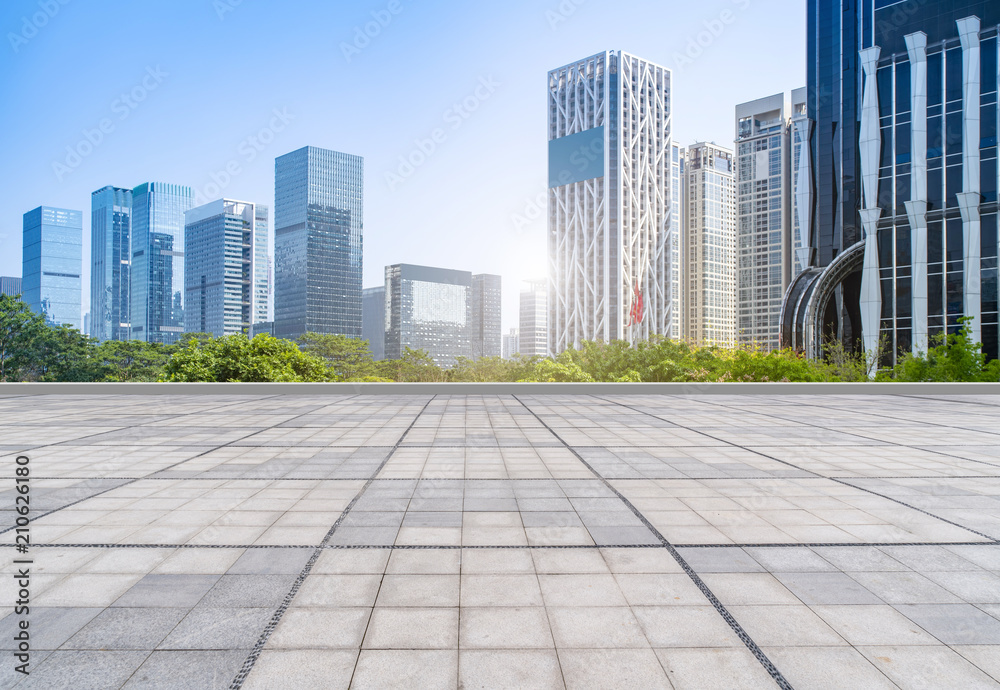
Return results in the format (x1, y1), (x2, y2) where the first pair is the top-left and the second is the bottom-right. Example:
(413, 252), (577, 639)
(8, 392), (1000, 689)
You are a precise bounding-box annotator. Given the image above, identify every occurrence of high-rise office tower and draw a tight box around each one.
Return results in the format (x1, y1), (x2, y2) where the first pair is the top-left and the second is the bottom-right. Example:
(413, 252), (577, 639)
(783, 1), (999, 367)
(667, 141), (684, 340)
(274, 146), (363, 340)
(90, 186), (132, 341)
(130, 182), (193, 344)
(682, 143), (738, 346)
(0, 277), (22, 297)
(384, 264), (471, 367)
(184, 199), (269, 337)
(519, 279), (548, 356)
(547, 51), (674, 353)
(22, 206), (82, 329)
(735, 90), (812, 350)
(362, 286), (386, 360)
(502, 328), (519, 359)
(470, 273), (502, 358)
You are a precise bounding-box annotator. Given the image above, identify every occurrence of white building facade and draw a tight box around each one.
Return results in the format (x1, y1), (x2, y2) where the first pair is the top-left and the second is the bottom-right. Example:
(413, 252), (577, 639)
(519, 279), (548, 357)
(682, 143), (738, 346)
(547, 51), (674, 354)
(735, 89), (813, 350)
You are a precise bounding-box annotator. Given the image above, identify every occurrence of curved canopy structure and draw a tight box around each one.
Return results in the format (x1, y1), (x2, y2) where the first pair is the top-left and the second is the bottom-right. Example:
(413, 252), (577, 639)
(779, 241), (865, 358)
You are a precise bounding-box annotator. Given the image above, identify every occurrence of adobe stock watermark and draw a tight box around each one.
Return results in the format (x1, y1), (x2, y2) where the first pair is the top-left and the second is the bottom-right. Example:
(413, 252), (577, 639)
(213, 0), (243, 21)
(8, 0), (71, 53)
(511, 191), (548, 235)
(52, 66), (168, 182)
(384, 76), (501, 191)
(672, 0), (751, 72)
(341, 0), (405, 63)
(193, 107), (294, 205)
(546, 0), (587, 30)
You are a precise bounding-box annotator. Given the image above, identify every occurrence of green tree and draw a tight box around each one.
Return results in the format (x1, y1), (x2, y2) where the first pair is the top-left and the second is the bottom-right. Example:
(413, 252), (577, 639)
(448, 355), (543, 382)
(97, 340), (171, 382)
(297, 333), (376, 380)
(162, 334), (331, 382)
(23, 324), (102, 382)
(374, 348), (446, 382)
(881, 318), (1000, 382)
(0, 294), (46, 381)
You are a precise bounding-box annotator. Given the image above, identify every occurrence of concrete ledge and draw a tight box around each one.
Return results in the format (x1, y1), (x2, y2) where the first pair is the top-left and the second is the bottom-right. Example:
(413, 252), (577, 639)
(0, 381), (998, 395)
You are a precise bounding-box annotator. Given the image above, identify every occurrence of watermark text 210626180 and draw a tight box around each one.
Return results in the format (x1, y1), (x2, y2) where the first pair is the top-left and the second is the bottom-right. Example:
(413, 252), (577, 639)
(13, 455), (32, 677)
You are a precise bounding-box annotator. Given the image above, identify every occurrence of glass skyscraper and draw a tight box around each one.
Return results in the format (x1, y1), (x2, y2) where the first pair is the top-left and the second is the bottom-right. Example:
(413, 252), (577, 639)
(384, 264), (471, 367)
(362, 286), (386, 360)
(471, 273), (502, 358)
(0, 277), (21, 297)
(90, 186), (133, 342)
(22, 206), (82, 330)
(184, 199), (269, 337)
(130, 182), (193, 344)
(783, 0), (999, 367)
(274, 146), (363, 340)
(519, 279), (548, 357)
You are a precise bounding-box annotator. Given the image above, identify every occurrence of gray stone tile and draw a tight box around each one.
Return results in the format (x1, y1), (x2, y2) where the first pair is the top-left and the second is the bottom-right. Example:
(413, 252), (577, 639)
(63, 607), (188, 650)
(200, 574), (295, 608)
(746, 547), (837, 572)
(0, 607), (102, 651)
(459, 649), (564, 690)
(158, 607), (272, 650)
(895, 604), (1000, 644)
(353, 650), (457, 690)
(558, 648), (672, 689)
(20, 650), (149, 690)
(587, 525), (661, 546)
(675, 548), (765, 573)
(774, 572), (883, 605)
(812, 546), (909, 572)
(122, 650), (246, 689)
(242, 650), (357, 690)
(227, 548), (313, 574)
(765, 646), (897, 690)
(113, 574), (220, 608)
(848, 571), (964, 604)
(655, 648), (779, 690)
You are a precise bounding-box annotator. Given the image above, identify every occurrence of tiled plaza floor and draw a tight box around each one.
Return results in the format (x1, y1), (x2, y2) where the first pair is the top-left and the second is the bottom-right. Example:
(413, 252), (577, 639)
(1, 392), (999, 688)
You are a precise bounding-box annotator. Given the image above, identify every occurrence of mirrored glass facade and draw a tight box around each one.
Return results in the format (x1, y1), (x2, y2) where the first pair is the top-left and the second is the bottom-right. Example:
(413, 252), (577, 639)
(22, 206), (82, 330)
(130, 182), (193, 344)
(787, 0), (999, 364)
(184, 199), (269, 337)
(90, 186), (132, 342)
(274, 146), (363, 340)
(362, 286), (385, 360)
(0, 277), (21, 297)
(385, 264), (471, 367)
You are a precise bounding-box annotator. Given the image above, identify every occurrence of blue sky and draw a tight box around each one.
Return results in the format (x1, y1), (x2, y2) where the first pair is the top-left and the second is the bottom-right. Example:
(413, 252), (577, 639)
(0, 0), (805, 332)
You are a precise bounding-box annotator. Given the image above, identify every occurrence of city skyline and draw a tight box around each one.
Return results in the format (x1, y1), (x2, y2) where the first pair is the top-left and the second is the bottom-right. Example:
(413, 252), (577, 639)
(0, 0), (806, 334)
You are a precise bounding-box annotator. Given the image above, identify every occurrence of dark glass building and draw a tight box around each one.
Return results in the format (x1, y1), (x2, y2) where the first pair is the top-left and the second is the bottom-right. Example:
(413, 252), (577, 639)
(783, 0), (1000, 366)
(273, 146), (363, 340)
(384, 264), (471, 367)
(22, 206), (83, 330)
(90, 186), (132, 341)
